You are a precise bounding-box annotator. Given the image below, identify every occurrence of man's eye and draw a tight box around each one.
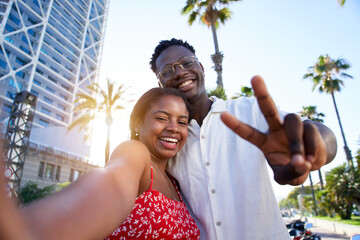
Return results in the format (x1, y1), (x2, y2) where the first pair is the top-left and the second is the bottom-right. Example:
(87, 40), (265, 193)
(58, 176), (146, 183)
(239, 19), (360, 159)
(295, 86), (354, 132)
(161, 68), (174, 78)
(181, 61), (193, 68)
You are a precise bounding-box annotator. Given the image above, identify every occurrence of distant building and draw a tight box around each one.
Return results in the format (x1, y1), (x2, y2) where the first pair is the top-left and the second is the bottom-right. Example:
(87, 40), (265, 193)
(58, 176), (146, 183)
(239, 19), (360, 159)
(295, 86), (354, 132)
(0, 0), (110, 188)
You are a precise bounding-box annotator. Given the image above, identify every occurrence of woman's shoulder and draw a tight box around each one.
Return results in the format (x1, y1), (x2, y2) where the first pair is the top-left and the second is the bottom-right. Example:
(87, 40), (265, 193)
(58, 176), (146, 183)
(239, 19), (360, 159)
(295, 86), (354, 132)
(109, 140), (151, 165)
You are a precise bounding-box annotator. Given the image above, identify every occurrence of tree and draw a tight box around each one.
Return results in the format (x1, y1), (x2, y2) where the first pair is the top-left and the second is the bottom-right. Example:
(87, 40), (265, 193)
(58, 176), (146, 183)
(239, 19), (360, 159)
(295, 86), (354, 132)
(68, 79), (129, 164)
(299, 106), (325, 123)
(19, 182), (56, 205)
(181, 0), (242, 88)
(299, 105), (325, 189)
(231, 86), (254, 99)
(322, 163), (360, 219)
(304, 54), (354, 165)
(207, 86), (227, 100)
(338, 0), (345, 6)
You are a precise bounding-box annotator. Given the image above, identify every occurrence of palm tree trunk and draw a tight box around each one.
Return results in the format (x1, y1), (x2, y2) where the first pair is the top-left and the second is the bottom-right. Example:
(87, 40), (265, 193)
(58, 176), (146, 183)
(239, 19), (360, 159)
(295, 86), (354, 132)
(318, 170), (324, 189)
(330, 92), (353, 165)
(309, 173), (318, 216)
(210, 23), (223, 88)
(105, 124), (110, 165)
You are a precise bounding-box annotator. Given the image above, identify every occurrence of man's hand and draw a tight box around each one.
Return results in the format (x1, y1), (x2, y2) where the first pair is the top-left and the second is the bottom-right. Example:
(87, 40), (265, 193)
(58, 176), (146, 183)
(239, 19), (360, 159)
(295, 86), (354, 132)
(220, 75), (336, 185)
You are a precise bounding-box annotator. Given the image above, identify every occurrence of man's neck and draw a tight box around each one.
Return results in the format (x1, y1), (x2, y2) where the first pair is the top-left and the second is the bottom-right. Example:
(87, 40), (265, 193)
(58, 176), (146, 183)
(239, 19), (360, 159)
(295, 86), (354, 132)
(190, 96), (213, 126)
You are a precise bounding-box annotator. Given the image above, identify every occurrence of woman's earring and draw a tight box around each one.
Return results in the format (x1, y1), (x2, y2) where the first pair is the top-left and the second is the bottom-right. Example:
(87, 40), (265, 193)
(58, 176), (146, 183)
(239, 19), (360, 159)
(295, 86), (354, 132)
(135, 129), (139, 137)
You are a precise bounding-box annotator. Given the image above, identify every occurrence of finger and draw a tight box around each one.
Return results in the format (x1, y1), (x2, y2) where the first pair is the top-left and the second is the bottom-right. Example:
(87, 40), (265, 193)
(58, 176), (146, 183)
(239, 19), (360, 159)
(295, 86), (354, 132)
(303, 121), (327, 169)
(284, 114), (305, 157)
(251, 76), (282, 131)
(273, 160), (311, 185)
(220, 112), (267, 148)
(303, 121), (317, 162)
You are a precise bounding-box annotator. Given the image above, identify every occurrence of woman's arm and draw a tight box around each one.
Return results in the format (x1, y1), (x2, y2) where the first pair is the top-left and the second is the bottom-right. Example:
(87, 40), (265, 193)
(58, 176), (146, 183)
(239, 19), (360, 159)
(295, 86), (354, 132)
(1, 140), (150, 240)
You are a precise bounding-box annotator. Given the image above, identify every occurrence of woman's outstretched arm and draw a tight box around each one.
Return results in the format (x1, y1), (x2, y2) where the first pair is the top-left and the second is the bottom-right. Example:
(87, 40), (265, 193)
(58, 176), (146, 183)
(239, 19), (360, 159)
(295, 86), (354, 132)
(1, 140), (150, 240)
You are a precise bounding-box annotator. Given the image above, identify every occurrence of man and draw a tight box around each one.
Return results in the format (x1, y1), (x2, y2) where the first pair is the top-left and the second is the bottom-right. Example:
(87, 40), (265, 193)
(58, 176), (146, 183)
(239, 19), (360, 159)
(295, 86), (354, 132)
(150, 38), (337, 239)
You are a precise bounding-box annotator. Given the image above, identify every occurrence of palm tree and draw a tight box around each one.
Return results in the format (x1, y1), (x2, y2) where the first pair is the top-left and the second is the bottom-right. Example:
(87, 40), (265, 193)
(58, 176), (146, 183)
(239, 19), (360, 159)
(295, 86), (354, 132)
(181, 0), (242, 88)
(231, 86), (253, 99)
(68, 79), (129, 164)
(338, 0), (345, 6)
(304, 54), (353, 165)
(299, 105), (326, 190)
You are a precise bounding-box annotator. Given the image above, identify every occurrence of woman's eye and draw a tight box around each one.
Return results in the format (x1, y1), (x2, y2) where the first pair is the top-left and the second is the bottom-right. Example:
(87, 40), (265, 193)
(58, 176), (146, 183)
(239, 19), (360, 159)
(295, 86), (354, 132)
(178, 121), (188, 125)
(156, 117), (166, 121)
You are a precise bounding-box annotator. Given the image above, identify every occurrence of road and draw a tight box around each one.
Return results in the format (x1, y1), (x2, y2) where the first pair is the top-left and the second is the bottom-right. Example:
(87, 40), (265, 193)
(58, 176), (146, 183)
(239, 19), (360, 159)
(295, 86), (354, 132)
(311, 225), (348, 240)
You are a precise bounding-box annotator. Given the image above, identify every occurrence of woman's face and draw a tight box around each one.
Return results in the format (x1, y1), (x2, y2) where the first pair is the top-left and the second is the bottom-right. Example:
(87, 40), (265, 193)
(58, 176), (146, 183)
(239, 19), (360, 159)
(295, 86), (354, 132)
(138, 95), (189, 161)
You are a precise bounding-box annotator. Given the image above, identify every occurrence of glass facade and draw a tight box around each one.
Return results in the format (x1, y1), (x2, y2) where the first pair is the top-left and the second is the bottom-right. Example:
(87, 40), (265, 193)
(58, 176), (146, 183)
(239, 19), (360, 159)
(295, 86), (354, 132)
(0, 0), (110, 127)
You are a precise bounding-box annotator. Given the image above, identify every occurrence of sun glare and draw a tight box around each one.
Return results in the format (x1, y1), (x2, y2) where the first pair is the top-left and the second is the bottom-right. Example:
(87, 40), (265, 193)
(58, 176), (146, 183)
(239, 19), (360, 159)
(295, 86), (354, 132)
(89, 110), (132, 167)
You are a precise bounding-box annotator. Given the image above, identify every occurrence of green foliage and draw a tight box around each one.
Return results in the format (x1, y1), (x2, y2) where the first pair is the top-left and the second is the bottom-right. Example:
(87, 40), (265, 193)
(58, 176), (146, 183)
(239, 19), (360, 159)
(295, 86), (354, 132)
(304, 54), (352, 94)
(287, 185), (313, 209)
(19, 181), (56, 205)
(207, 86), (227, 100)
(231, 86), (254, 99)
(299, 105), (325, 123)
(279, 198), (293, 210)
(324, 163), (360, 219)
(181, 0), (241, 28)
(56, 181), (71, 192)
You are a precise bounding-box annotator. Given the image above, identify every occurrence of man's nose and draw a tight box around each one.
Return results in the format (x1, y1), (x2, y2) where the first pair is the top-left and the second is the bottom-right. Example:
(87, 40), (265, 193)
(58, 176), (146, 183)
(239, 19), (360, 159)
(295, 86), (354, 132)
(173, 64), (187, 79)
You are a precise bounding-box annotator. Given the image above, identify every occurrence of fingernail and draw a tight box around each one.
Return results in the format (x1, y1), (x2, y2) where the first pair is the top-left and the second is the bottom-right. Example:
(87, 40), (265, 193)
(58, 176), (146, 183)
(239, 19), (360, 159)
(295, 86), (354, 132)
(306, 155), (315, 163)
(292, 154), (304, 165)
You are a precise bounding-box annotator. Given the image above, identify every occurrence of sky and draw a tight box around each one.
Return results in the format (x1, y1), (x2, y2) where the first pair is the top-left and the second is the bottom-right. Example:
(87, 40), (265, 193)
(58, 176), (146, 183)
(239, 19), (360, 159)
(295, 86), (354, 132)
(93, 0), (360, 201)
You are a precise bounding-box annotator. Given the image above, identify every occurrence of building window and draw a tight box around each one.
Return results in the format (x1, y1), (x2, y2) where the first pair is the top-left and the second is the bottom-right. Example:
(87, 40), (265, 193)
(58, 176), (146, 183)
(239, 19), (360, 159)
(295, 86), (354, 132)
(55, 114), (64, 121)
(33, 79), (41, 86)
(45, 86), (55, 94)
(38, 162), (45, 178)
(45, 163), (55, 180)
(38, 119), (49, 127)
(41, 107), (51, 115)
(30, 89), (39, 96)
(2, 104), (12, 113)
(70, 169), (81, 182)
(43, 96), (53, 104)
(55, 166), (61, 181)
(59, 93), (67, 100)
(0, 59), (7, 69)
(57, 104), (65, 111)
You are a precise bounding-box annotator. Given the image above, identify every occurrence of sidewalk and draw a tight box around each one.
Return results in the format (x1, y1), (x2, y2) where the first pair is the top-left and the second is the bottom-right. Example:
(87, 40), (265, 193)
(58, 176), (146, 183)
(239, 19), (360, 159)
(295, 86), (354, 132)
(308, 217), (360, 238)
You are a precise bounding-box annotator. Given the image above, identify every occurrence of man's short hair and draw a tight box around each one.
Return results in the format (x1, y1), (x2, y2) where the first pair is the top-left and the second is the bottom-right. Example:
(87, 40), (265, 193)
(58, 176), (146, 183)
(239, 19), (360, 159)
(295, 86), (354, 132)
(150, 38), (195, 73)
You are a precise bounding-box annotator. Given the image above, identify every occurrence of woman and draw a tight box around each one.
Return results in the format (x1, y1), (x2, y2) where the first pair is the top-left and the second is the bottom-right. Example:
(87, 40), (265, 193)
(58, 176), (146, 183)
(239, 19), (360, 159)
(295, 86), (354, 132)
(0, 88), (199, 240)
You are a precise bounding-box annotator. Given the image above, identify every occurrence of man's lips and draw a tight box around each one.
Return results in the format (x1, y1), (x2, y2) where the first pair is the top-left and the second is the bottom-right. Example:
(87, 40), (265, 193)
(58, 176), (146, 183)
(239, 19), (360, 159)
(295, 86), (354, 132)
(178, 80), (194, 90)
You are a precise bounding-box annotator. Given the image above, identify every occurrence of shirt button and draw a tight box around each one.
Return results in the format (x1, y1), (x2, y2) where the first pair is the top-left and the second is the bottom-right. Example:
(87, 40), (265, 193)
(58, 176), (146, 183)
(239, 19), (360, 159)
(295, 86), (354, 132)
(216, 221), (221, 226)
(211, 189), (216, 194)
(201, 135), (205, 139)
(205, 162), (210, 166)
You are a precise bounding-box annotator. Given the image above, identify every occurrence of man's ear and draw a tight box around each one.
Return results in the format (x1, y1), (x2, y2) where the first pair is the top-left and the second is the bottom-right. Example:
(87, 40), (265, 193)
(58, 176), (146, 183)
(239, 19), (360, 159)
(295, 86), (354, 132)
(158, 81), (164, 88)
(199, 62), (205, 72)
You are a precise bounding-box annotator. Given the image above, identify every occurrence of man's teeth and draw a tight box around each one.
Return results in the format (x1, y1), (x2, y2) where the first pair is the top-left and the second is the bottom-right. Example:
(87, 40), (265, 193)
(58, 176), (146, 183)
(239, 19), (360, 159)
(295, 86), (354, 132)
(179, 80), (192, 88)
(160, 137), (178, 143)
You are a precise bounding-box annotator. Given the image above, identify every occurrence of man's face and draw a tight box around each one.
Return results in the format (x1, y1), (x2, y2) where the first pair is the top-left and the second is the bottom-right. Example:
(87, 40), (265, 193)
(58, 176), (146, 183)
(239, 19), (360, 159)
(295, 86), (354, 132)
(155, 46), (206, 103)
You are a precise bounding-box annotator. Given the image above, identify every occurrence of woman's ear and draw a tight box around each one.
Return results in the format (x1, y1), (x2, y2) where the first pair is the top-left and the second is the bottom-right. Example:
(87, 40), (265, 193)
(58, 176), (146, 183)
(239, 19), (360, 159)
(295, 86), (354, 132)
(134, 119), (142, 133)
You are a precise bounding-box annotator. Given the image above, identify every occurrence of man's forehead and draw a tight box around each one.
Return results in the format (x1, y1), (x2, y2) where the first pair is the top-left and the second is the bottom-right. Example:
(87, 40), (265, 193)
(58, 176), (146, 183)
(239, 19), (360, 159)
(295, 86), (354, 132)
(156, 46), (194, 67)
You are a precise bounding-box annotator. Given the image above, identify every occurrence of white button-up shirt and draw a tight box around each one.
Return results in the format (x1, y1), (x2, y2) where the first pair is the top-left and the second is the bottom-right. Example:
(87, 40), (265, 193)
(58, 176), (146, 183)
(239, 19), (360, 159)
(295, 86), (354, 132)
(167, 97), (290, 240)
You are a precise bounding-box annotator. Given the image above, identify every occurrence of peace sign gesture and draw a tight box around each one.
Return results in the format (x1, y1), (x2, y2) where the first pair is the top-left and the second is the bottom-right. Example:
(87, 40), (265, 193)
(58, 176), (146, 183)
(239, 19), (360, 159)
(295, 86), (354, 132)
(220, 76), (337, 185)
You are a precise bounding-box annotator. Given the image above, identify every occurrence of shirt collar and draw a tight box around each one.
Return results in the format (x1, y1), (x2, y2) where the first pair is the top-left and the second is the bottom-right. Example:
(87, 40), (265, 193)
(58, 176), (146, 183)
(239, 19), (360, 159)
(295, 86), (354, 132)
(209, 96), (228, 113)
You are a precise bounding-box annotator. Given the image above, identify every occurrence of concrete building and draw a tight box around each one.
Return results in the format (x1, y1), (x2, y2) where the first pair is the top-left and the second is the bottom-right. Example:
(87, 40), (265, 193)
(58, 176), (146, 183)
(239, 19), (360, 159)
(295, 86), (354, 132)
(0, 0), (110, 189)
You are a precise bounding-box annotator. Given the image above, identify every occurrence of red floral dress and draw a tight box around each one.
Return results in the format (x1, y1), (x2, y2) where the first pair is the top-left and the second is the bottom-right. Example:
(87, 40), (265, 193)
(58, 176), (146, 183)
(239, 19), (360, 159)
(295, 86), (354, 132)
(104, 165), (200, 240)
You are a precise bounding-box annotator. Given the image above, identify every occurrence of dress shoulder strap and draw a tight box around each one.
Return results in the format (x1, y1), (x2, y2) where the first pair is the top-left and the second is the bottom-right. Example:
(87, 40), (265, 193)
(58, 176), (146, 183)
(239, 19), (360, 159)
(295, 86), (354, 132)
(170, 177), (183, 203)
(149, 163), (153, 190)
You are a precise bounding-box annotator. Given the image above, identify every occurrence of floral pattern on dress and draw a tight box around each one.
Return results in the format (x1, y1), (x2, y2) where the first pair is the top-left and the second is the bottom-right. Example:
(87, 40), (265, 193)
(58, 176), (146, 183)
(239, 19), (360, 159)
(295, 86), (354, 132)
(104, 168), (200, 240)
